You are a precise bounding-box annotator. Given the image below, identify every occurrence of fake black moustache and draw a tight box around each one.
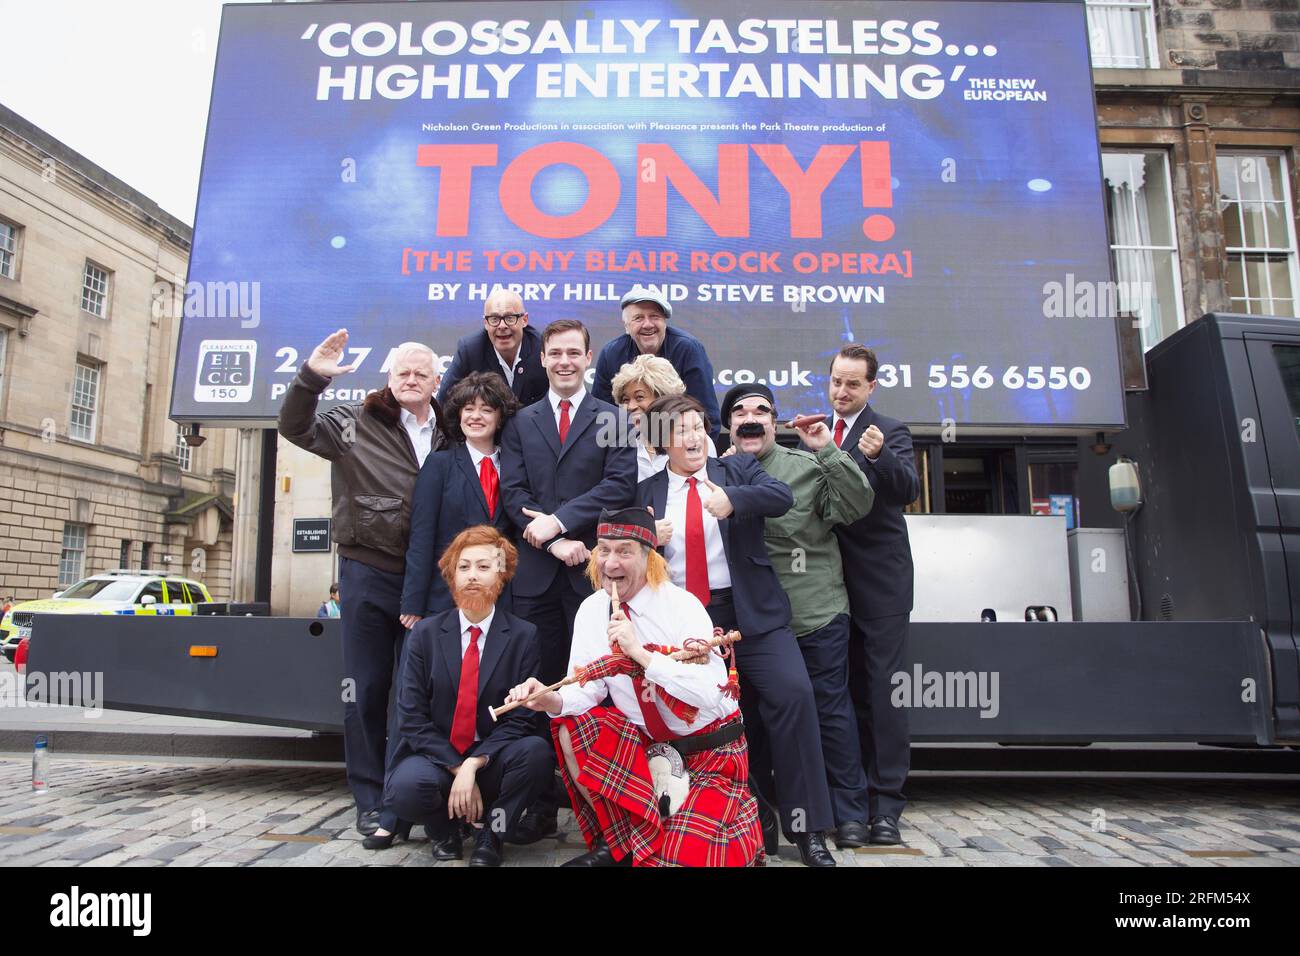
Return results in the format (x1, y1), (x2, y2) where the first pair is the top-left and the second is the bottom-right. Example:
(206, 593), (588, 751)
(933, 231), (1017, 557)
(734, 423), (766, 438)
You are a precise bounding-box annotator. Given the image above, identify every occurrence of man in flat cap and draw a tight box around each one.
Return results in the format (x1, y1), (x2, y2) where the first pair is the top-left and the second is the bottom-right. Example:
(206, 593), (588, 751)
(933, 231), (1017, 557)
(506, 507), (763, 867)
(592, 285), (721, 441)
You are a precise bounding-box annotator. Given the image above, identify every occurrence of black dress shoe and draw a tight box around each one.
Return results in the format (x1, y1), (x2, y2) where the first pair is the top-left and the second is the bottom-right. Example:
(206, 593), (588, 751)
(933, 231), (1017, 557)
(362, 821), (412, 851)
(869, 816), (902, 846)
(431, 831), (464, 861)
(757, 800), (780, 856)
(356, 808), (381, 837)
(794, 831), (837, 867)
(509, 810), (558, 845)
(560, 838), (632, 867)
(834, 821), (870, 849)
(469, 829), (504, 867)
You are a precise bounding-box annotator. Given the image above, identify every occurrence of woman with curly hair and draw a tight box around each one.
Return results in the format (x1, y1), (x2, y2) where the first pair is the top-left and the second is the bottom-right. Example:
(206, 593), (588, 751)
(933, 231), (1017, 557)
(400, 371), (521, 624)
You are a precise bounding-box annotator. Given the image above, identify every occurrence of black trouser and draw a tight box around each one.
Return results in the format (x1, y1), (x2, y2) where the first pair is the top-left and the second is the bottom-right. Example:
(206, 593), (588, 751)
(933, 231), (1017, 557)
(798, 613), (870, 825)
(512, 570), (590, 686)
(338, 557), (408, 814)
(382, 737), (554, 840)
(847, 611), (911, 821)
(707, 589), (834, 836)
(512, 569), (590, 813)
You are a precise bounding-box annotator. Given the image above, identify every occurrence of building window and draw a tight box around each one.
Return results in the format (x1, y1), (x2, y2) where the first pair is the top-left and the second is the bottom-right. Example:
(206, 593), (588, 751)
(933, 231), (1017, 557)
(1086, 0), (1156, 69)
(80, 261), (111, 317)
(69, 359), (101, 442)
(0, 328), (8, 404)
(1218, 152), (1300, 318)
(1102, 151), (1185, 351)
(0, 220), (18, 279)
(119, 539), (132, 570)
(59, 523), (87, 588)
(142, 541), (153, 570)
(175, 423), (193, 472)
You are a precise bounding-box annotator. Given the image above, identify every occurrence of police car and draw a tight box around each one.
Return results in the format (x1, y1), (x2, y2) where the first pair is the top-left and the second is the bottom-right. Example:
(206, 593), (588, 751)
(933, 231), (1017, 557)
(0, 570), (212, 661)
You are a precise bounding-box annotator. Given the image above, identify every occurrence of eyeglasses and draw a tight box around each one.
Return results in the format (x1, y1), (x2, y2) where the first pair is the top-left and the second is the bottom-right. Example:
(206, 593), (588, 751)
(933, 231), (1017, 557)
(484, 313), (524, 327)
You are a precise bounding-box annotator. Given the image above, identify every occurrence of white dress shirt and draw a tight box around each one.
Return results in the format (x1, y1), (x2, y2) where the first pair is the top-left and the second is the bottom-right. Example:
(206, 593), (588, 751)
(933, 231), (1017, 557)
(466, 444), (501, 479)
(400, 405), (436, 467)
(495, 349), (518, 388)
(547, 387), (585, 432)
(831, 407), (863, 449)
(638, 434), (718, 482)
(555, 581), (738, 735)
(457, 608), (493, 743)
(662, 466), (732, 591)
(457, 608), (493, 655)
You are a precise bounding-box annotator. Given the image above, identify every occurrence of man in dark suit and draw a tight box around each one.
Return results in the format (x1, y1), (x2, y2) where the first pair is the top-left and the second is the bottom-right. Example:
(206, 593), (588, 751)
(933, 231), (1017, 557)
(499, 318), (638, 839)
(635, 392), (837, 867)
(437, 288), (549, 408)
(401, 372), (521, 620)
(591, 286), (721, 441)
(823, 344), (919, 846)
(369, 525), (552, 866)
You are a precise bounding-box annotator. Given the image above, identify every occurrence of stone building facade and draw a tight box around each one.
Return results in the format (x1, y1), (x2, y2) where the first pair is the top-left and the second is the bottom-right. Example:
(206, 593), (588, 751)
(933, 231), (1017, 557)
(899, 0), (1300, 518)
(0, 103), (237, 602)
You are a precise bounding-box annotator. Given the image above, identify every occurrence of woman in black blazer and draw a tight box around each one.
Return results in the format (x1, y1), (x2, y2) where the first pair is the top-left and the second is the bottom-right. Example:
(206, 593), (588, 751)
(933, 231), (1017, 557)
(400, 372), (521, 626)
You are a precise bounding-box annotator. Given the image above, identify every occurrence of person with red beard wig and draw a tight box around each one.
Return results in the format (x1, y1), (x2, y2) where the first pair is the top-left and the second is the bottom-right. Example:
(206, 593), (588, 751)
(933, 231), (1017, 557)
(366, 525), (552, 867)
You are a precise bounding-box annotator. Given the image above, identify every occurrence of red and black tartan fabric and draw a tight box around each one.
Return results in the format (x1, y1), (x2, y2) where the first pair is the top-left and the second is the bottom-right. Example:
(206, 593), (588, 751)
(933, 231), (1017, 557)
(552, 706), (763, 867)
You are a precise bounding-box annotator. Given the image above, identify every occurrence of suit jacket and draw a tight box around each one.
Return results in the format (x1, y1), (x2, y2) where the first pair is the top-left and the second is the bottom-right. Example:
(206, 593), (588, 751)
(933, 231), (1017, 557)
(392, 605), (541, 770)
(499, 393), (638, 598)
(827, 404), (919, 618)
(636, 453), (794, 638)
(592, 326), (722, 440)
(437, 325), (549, 408)
(401, 443), (515, 617)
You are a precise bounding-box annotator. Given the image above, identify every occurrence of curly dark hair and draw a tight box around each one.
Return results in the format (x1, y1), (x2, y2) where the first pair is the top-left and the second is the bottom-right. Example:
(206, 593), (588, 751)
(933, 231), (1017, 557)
(442, 371), (521, 443)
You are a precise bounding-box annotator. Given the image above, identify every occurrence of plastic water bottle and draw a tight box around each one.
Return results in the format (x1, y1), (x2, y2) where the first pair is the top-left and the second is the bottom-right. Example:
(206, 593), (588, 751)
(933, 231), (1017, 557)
(32, 736), (48, 794)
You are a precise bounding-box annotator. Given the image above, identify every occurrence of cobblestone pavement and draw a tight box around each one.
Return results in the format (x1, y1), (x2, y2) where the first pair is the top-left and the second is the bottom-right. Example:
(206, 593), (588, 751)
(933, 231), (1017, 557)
(1, 754), (1298, 867)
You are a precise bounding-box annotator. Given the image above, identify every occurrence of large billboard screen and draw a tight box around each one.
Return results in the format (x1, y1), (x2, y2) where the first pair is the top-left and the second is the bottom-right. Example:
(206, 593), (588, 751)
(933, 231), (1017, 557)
(171, 0), (1124, 431)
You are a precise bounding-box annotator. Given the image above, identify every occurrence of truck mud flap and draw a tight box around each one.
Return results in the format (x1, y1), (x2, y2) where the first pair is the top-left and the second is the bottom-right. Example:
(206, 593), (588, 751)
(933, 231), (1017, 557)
(24, 615), (345, 733)
(904, 621), (1273, 744)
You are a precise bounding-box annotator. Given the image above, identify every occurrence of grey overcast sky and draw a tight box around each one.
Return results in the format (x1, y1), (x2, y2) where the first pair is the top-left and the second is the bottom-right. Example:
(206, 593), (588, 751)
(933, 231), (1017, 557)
(0, 0), (270, 225)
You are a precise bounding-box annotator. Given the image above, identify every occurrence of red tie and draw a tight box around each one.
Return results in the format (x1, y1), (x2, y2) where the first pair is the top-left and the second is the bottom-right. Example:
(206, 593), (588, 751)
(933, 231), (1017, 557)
(558, 399), (571, 444)
(478, 456), (498, 516)
(684, 477), (711, 606)
(834, 418), (846, 448)
(621, 603), (676, 742)
(450, 625), (481, 754)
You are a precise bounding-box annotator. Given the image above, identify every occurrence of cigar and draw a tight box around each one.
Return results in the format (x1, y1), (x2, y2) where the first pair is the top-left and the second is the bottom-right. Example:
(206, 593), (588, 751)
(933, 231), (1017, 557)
(788, 413), (828, 429)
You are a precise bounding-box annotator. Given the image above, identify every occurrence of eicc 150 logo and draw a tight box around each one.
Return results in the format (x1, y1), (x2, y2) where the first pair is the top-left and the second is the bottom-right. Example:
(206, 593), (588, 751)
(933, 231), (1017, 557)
(194, 340), (257, 403)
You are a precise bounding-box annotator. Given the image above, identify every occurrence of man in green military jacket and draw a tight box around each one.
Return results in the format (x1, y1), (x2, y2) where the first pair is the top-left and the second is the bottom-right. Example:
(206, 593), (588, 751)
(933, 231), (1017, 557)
(721, 382), (877, 850)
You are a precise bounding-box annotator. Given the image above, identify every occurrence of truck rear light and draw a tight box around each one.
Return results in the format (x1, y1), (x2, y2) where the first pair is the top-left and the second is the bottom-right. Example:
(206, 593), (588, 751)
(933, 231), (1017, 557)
(15, 637), (29, 675)
(189, 645), (218, 658)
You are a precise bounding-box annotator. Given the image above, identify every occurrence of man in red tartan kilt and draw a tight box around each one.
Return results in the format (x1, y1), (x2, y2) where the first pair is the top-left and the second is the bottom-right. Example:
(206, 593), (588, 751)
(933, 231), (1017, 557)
(506, 507), (763, 867)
